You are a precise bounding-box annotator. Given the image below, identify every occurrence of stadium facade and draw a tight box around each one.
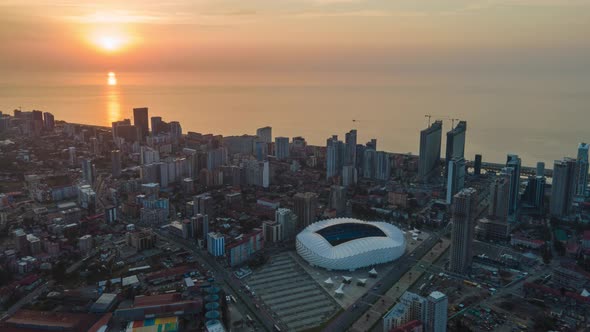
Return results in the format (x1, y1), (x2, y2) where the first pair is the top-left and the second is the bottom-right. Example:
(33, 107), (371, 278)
(296, 218), (406, 271)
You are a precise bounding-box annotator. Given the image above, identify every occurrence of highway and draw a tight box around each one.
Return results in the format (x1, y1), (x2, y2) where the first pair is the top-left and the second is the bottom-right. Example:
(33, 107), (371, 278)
(323, 232), (444, 332)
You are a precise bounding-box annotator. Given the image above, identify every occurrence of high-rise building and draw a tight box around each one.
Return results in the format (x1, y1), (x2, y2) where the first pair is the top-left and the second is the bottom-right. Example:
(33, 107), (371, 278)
(536, 162), (545, 177)
(78, 235), (94, 253)
(294, 192), (318, 228)
(419, 120), (443, 181)
(207, 232), (225, 257)
(576, 143), (589, 197)
(375, 151), (391, 181)
(43, 112), (55, 131)
(345, 129), (357, 166)
(342, 165), (357, 187)
(169, 121), (182, 142)
(383, 291), (426, 331)
(256, 126), (272, 144)
(68, 146), (77, 166)
(474, 154), (482, 176)
(449, 188), (477, 275)
(255, 141), (269, 161)
(489, 175), (510, 221)
(262, 161), (270, 188)
(133, 107), (149, 139)
(14, 229), (28, 255)
(446, 157), (465, 204)
(326, 135), (344, 179)
(81, 158), (95, 185)
(426, 291), (448, 332)
(506, 154), (522, 215)
(276, 208), (298, 240)
(111, 150), (122, 178)
(263, 221), (283, 243)
(521, 176), (545, 213)
(329, 185), (346, 216)
(275, 137), (290, 160)
(194, 194), (215, 218)
(551, 158), (577, 218)
(151, 116), (162, 136)
(445, 121), (467, 178)
(363, 149), (376, 179)
(105, 205), (118, 223)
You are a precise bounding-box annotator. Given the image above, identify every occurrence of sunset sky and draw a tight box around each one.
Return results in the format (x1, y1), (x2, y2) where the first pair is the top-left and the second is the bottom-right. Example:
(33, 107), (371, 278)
(1, 0), (590, 83)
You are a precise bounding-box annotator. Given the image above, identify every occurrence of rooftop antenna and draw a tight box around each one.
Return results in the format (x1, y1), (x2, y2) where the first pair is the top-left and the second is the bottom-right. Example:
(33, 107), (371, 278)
(424, 114), (432, 127)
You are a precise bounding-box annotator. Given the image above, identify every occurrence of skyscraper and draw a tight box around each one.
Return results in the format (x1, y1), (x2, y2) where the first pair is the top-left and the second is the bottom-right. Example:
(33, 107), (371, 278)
(111, 150), (122, 178)
(449, 188), (477, 275)
(426, 291), (448, 332)
(489, 175), (510, 221)
(342, 165), (357, 187)
(419, 120), (443, 181)
(133, 107), (149, 139)
(326, 135), (344, 180)
(521, 176), (545, 213)
(446, 157), (466, 204)
(551, 158), (577, 218)
(362, 148), (376, 179)
(345, 129), (357, 166)
(256, 126), (272, 144)
(445, 120), (467, 178)
(68, 147), (77, 166)
(43, 112), (54, 131)
(170, 121), (182, 142)
(474, 154), (482, 176)
(329, 185), (346, 216)
(375, 151), (391, 181)
(255, 141), (268, 161)
(506, 154), (522, 215)
(275, 208), (298, 240)
(81, 158), (95, 185)
(275, 136), (290, 160)
(294, 192), (318, 228)
(151, 116), (162, 136)
(536, 162), (545, 177)
(576, 143), (589, 197)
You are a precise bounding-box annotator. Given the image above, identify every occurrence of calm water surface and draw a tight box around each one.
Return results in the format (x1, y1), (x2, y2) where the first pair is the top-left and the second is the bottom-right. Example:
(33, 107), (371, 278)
(1, 72), (588, 166)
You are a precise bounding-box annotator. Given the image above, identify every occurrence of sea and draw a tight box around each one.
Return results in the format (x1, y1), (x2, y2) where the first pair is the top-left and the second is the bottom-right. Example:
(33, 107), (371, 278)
(1, 71), (588, 167)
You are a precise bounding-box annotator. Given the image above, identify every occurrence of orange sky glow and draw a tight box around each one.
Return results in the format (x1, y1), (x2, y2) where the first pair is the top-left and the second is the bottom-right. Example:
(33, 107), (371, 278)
(0, 0), (589, 85)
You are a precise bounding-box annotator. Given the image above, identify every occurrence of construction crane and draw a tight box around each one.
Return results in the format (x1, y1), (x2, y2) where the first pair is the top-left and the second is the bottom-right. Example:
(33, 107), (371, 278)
(424, 114), (432, 127)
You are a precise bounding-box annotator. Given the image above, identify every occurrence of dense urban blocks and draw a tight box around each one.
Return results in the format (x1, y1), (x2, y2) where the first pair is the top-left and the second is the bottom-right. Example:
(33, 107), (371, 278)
(296, 218), (406, 271)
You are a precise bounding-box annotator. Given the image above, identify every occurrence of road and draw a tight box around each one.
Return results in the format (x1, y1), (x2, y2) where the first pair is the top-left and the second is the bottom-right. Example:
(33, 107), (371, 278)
(153, 229), (280, 332)
(0, 280), (54, 321)
(323, 232), (445, 332)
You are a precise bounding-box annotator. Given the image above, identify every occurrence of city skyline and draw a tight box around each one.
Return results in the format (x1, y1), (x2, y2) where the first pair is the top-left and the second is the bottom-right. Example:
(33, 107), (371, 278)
(2, 2), (590, 331)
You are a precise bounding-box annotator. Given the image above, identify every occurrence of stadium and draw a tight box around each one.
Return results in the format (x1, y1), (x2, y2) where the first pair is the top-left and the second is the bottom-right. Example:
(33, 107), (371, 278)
(296, 218), (406, 271)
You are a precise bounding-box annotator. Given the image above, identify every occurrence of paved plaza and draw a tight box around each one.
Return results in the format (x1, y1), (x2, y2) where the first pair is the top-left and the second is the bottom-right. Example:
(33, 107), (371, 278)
(245, 252), (340, 331)
(350, 238), (451, 332)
